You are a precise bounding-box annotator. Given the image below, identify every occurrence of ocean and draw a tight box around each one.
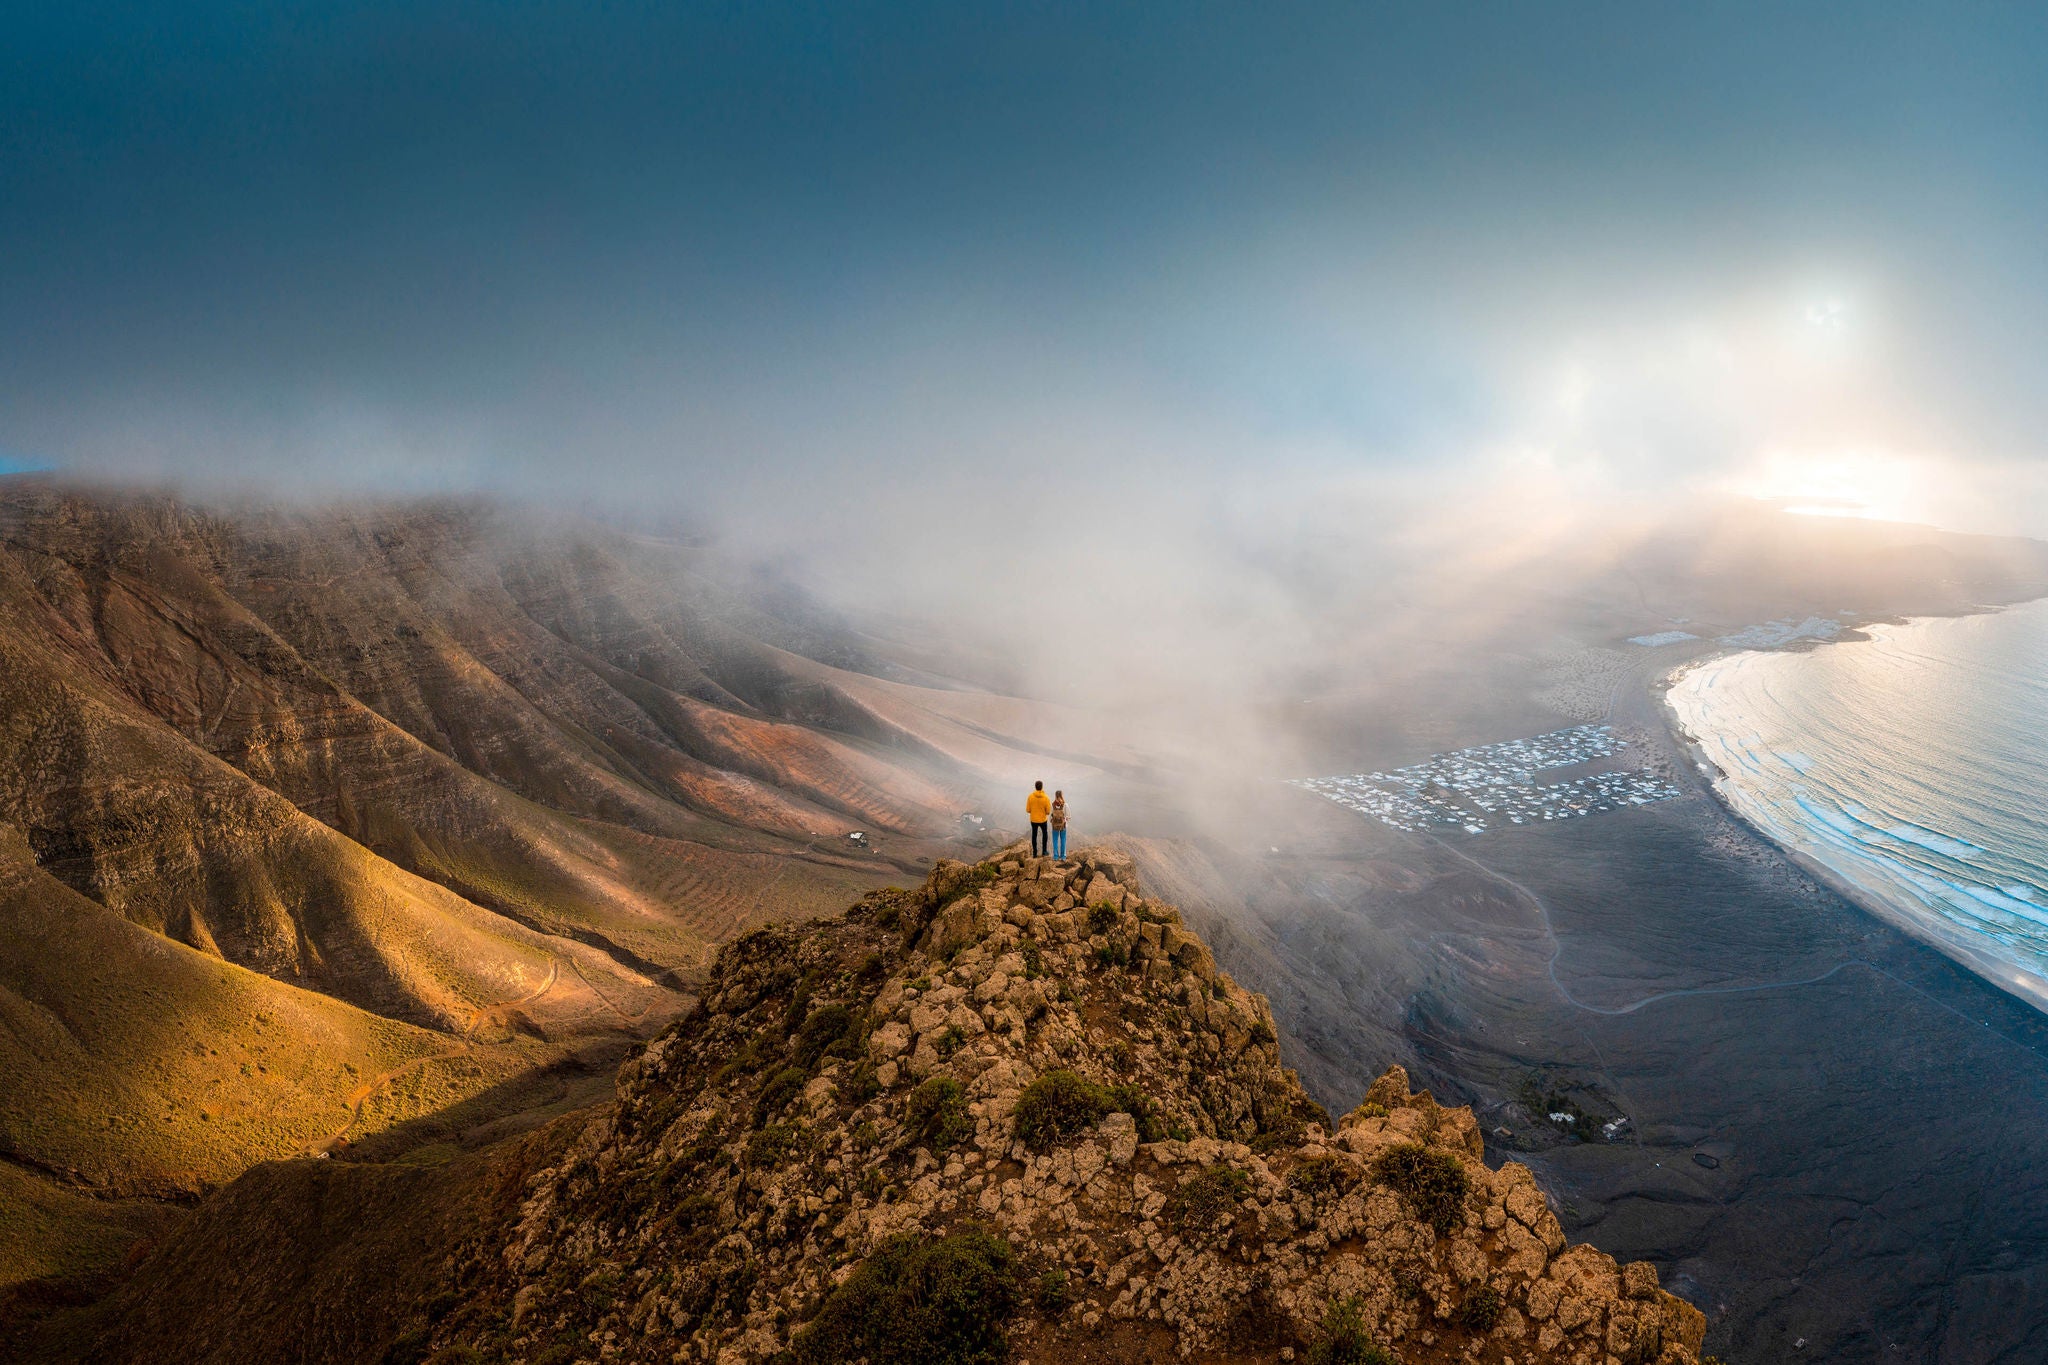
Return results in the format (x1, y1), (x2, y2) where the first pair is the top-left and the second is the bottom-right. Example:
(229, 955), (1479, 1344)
(1667, 597), (2048, 1012)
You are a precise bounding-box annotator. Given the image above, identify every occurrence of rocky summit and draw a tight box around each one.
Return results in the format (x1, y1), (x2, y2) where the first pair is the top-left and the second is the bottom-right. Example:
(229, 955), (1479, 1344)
(384, 846), (1707, 1365)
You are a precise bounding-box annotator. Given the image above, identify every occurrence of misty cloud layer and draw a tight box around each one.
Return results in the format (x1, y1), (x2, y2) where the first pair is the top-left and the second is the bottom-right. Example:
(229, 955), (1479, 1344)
(5, 2), (2047, 603)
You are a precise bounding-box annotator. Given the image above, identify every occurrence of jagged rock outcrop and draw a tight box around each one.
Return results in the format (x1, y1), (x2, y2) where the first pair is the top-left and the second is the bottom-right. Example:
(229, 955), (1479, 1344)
(414, 848), (1707, 1365)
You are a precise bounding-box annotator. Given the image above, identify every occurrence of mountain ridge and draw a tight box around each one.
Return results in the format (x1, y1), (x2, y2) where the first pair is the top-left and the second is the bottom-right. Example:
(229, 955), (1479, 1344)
(11, 848), (1710, 1364)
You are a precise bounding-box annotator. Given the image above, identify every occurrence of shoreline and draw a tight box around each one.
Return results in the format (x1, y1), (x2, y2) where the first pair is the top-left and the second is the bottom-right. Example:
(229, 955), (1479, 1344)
(1649, 611), (2048, 1019)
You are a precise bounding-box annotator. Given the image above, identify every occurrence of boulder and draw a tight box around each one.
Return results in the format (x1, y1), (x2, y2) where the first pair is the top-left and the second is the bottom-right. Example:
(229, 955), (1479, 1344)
(1082, 874), (1127, 910)
(1101, 1112), (1140, 1167)
(1089, 851), (1140, 887)
(868, 1021), (912, 1060)
(921, 858), (977, 908)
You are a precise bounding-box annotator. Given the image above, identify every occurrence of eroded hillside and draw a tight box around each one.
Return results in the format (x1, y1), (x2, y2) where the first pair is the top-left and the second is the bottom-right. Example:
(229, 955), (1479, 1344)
(0, 483), (1058, 1286)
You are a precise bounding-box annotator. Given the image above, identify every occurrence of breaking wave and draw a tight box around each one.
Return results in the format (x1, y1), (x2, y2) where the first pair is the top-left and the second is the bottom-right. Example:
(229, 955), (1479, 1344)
(1669, 599), (2048, 1011)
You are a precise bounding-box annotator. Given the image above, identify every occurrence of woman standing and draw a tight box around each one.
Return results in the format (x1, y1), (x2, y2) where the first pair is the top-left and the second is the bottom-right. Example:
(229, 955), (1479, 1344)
(1049, 790), (1068, 859)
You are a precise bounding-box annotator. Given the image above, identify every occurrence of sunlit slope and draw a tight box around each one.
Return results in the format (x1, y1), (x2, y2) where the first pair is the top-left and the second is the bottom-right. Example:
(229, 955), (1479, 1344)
(0, 829), (519, 1193)
(0, 1163), (179, 1289)
(0, 617), (674, 1031)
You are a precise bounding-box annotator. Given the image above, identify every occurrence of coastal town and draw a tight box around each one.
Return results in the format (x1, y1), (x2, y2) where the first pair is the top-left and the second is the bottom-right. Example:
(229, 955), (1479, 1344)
(1292, 723), (1683, 834)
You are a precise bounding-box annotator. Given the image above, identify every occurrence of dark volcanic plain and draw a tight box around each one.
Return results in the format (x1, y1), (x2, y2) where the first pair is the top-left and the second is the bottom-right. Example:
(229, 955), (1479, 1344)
(1144, 655), (2048, 1365)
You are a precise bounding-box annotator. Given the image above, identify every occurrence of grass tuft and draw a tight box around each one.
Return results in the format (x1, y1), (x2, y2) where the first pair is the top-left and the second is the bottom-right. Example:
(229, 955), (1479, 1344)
(1458, 1283), (1503, 1330)
(1304, 1295), (1395, 1365)
(790, 1229), (1018, 1365)
(904, 1077), (972, 1152)
(1372, 1142), (1470, 1234)
(1163, 1164), (1251, 1234)
(1013, 1070), (1137, 1151)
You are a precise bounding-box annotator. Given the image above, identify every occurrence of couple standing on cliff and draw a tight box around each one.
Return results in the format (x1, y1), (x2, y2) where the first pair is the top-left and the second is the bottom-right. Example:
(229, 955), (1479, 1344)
(1026, 780), (1069, 859)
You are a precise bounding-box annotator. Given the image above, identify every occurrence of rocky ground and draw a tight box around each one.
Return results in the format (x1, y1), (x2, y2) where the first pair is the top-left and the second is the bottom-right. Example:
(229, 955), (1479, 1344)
(400, 847), (1707, 1365)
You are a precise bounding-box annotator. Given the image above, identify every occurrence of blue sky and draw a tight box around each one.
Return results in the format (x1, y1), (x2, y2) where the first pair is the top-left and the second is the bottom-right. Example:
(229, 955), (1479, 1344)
(3, 2), (2045, 543)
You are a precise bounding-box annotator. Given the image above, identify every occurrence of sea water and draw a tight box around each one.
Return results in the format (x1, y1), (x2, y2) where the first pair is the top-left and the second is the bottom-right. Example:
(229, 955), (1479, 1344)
(1667, 598), (2048, 1012)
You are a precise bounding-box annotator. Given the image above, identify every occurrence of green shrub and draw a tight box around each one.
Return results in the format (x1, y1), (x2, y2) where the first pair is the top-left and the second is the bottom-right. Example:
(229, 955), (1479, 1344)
(795, 1004), (861, 1066)
(858, 952), (889, 981)
(1012, 1070), (1119, 1150)
(780, 986), (814, 1037)
(1092, 939), (1129, 969)
(1458, 1284), (1503, 1330)
(755, 1067), (808, 1124)
(1087, 903), (1120, 934)
(746, 1123), (806, 1168)
(1287, 1154), (1353, 1199)
(1304, 1296), (1395, 1365)
(905, 1076), (972, 1151)
(840, 1063), (881, 1106)
(1035, 1267), (1070, 1313)
(383, 1326), (430, 1364)
(790, 1229), (1019, 1365)
(1020, 942), (1046, 979)
(1164, 1165), (1252, 1232)
(1372, 1142), (1471, 1234)
(934, 1025), (967, 1059)
(652, 1192), (717, 1244)
(1252, 1100), (1325, 1154)
(712, 1034), (774, 1086)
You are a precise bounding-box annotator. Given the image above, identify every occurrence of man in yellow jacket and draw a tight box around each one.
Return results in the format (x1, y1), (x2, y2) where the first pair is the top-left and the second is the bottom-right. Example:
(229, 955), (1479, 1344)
(1026, 781), (1052, 857)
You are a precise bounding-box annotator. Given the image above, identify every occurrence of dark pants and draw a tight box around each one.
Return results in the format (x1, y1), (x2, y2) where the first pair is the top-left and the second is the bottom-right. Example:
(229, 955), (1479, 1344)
(1030, 821), (1049, 855)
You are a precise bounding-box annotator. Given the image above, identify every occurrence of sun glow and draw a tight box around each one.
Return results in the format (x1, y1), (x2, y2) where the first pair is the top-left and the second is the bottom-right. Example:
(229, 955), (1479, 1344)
(1734, 449), (1924, 523)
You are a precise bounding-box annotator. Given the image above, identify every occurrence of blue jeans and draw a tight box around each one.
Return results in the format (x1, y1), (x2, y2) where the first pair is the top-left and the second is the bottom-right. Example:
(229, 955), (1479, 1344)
(1051, 827), (1067, 858)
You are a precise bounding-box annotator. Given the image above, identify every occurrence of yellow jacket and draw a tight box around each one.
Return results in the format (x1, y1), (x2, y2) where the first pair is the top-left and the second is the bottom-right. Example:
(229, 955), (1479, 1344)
(1026, 790), (1052, 822)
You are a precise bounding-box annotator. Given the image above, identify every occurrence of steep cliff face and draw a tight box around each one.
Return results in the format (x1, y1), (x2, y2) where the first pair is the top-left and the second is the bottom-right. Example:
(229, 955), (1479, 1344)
(97, 848), (1707, 1365)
